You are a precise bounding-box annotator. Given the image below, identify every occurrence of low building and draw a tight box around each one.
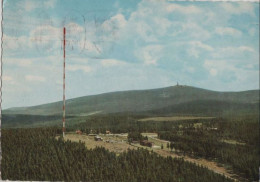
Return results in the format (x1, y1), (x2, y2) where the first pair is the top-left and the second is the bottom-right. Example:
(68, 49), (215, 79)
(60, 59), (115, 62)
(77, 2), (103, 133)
(152, 145), (161, 149)
(132, 141), (139, 144)
(94, 136), (103, 141)
(206, 127), (218, 131)
(88, 134), (97, 136)
(140, 140), (154, 147)
(106, 130), (111, 134)
(76, 130), (82, 135)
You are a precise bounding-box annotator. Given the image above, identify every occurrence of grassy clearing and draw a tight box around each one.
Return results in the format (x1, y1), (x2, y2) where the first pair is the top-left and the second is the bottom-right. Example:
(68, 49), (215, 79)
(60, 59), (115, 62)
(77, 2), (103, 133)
(141, 133), (158, 137)
(61, 133), (135, 154)
(221, 139), (246, 146)
(62, 133), (239, 181)
(138, 116), (214, 122)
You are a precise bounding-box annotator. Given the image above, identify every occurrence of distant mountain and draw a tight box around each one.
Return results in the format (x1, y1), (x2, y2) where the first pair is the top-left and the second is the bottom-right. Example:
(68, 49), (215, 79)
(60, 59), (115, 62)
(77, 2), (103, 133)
(3, 85), (259, 116)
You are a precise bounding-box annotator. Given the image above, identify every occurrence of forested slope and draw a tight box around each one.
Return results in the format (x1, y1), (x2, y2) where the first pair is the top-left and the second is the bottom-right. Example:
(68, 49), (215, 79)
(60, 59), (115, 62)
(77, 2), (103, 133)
(3, 86), (259, 116)
(1, 128), (233, 182)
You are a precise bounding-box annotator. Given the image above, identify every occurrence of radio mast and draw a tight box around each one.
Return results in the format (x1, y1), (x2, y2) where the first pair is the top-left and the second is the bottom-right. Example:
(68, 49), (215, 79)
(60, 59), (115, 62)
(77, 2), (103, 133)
(62, 27), (66, 137)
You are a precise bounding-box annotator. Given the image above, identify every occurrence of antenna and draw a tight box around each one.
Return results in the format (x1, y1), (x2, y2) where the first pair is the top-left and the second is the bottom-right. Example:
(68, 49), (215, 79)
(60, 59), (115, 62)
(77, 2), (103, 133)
(62, 27), (66, 138)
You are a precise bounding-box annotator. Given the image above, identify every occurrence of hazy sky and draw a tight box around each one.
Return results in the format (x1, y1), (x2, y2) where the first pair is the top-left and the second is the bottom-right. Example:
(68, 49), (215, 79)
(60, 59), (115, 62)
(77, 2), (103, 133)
(2, 0), (259, 108)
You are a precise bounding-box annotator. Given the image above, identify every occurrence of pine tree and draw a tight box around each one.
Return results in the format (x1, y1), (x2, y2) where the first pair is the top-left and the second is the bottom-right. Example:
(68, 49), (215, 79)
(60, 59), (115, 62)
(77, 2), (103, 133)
(170, 142), (174, 152)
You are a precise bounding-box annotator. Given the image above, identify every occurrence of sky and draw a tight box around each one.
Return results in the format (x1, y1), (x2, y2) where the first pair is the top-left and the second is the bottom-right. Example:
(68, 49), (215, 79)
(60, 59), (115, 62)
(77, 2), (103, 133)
(2, 0), (259, 109)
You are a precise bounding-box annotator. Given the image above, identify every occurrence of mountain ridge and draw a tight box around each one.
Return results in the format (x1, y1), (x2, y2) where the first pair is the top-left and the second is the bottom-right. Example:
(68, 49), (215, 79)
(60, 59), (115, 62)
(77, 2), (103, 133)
(3, 85), (259, 116)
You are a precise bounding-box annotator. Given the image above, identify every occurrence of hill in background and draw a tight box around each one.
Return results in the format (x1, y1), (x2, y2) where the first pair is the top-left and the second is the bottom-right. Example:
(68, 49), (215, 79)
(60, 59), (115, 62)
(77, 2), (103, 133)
(3, 85), (259, 116)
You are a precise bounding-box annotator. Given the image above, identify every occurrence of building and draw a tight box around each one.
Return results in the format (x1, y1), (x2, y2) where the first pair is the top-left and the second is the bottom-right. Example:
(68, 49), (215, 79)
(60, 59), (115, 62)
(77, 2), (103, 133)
(106, 130), (111, 134)
(76, 130), (82, 135)
(88, 134), (97, 136)
(94, 136), (103, 141)
(152, 145), (161, 149)
(140, 140), (154, 147)
(132, 141), (139, 144)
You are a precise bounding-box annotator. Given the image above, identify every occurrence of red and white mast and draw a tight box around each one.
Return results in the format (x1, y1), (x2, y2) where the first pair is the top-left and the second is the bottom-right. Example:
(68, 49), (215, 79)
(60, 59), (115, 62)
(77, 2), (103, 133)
(62, 27), (66, 137)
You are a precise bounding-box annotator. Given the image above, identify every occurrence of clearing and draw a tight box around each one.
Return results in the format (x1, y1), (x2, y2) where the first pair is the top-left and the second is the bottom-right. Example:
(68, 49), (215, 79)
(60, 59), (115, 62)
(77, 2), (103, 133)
(138, 116), (214, 122)
(60, 132), (244, 181)
(60, 133), (135, 154)
(221, 139), (246, 146)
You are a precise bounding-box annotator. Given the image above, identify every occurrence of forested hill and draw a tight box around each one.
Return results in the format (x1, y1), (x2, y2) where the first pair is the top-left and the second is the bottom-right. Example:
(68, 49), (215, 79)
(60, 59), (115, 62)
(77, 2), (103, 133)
(3, 85), (259, 116)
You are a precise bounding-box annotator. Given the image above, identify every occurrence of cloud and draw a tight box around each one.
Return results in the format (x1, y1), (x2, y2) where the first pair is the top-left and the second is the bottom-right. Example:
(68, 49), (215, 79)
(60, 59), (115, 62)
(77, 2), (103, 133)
(189, 41), (213, 51)
(119, 0), (174, 42)
(67, 56), (89, 64)
(28, 23), (98, 56)
(24, 0), (38, 12)
(44, 0), (57, 8)
(166, 4), (202, 14)
(101, 59), (126, 67)
(215, 27), (242, 37)
(5, 58), (32, 67)
(211, 46), (256, 59)
(102, 14), (127, 32)
(172, 22), (211, 40)
(135, 45), (163, 65)
(65, 22), (85, 35)
(187, 41), (213, 58)
(202, 59), (259, 91)
(204, 60), (233, 76)
(3, 75), (16, 85)
(220, 2), (255, 16)
(209, 68), (218, 76)
(16, 0), (57, 12)
(248, 28), (256, 36)
(3, 75), (13, 81)
(186, 67), (195, 73)
(238, 46), (255, 52)
(220, 46), (255, 53)
(3, 34), (33, 52)
(248, 27), (257, 36)
(25, 75), (46, 82)
(3, 75), (17, 85)
(67, 64), (92, 73)
(188, 48), (200, 58)
(30, 25), (61, 51)
(204, 59), (258, 80)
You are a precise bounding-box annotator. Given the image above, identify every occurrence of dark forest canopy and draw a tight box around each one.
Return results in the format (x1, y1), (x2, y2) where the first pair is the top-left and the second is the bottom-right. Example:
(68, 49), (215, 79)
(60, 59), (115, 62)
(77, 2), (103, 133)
(2, 128), (233, 182)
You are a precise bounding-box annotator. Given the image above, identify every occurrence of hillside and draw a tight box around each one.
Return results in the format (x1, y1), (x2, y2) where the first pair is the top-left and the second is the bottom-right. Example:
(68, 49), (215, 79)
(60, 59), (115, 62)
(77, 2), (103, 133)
(143, 100), (259, 116)
(3, 85), (259, 116)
